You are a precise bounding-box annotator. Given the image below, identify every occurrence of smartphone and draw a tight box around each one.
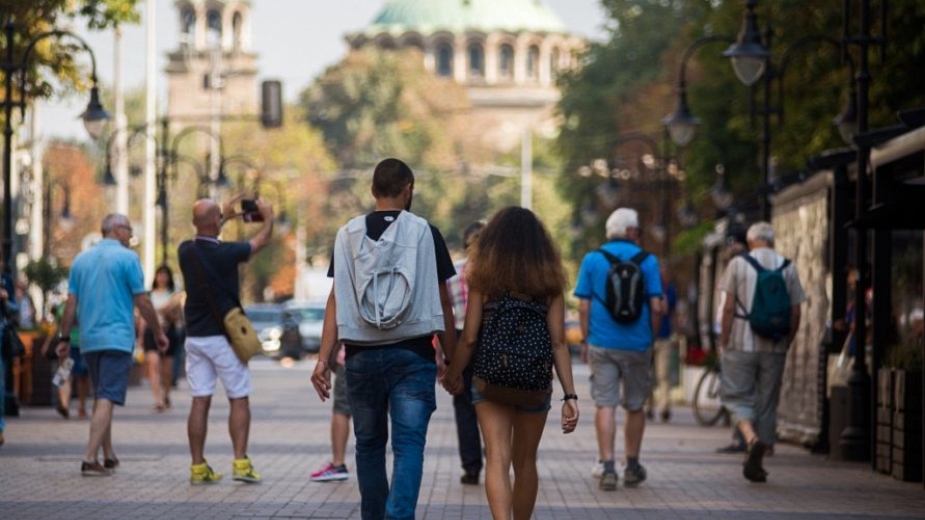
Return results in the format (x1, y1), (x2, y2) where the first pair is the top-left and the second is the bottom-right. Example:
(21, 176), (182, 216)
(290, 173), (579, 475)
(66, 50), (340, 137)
(241, 199), (264, 222)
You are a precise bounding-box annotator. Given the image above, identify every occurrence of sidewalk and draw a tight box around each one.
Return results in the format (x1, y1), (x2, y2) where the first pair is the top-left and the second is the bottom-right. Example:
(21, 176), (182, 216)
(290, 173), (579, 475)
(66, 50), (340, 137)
(1, 358), (923, 520)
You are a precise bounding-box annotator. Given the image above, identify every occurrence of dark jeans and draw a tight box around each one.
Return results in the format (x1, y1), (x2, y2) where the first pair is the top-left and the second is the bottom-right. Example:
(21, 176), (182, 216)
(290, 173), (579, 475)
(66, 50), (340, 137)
(346, 347), (437, 520)
(453, 362), (483, 476)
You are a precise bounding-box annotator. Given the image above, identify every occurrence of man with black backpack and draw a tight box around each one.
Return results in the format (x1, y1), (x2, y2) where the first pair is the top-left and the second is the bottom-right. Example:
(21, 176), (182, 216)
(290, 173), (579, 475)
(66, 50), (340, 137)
(574, 208), (663, 491)
(718, 221), (804, 483)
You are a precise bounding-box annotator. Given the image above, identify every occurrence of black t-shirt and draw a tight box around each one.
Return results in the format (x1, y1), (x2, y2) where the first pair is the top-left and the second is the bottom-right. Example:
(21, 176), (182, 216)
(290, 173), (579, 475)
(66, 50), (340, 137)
(178, 237), (252, 337)
(328, 211), (456, 359)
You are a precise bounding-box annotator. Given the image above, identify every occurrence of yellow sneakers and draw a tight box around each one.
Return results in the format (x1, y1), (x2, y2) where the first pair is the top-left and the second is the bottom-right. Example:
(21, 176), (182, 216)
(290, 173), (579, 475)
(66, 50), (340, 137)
(232, 458), (262, 483)
(190, 461), (223, 485)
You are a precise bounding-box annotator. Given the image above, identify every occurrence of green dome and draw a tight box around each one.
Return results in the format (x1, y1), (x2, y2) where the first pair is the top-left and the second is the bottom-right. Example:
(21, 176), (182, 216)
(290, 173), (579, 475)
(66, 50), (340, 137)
(366, 0), (567, 35)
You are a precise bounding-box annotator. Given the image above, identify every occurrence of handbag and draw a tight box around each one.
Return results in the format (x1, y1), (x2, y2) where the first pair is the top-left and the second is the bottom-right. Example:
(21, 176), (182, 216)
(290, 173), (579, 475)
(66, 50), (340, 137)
(1, 322), (26, 359)
(222, 306), (262, 363)
(190, 244), (262, 364)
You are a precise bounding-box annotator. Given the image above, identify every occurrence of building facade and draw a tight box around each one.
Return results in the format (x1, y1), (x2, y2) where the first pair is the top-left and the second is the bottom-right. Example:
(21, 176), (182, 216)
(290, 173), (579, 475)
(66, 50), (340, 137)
(346, 0), (584, 152)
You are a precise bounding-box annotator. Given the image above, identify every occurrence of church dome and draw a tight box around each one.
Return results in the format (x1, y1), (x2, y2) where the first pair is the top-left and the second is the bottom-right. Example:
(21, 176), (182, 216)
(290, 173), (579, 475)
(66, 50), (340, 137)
(363, 0), (568, 35)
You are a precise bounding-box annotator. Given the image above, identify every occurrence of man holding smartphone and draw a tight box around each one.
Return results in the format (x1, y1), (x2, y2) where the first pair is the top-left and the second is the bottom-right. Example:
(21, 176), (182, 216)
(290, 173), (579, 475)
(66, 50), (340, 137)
(177, 194), (273, 485)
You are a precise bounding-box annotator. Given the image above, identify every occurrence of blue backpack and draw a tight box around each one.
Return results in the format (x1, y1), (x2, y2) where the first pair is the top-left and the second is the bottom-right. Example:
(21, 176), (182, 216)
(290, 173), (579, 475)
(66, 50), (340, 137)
(737, 254), (792, 342)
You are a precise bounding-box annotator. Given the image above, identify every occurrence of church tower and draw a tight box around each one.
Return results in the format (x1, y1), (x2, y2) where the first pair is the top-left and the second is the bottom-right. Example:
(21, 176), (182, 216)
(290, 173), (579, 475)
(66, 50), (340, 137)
(165, 0), (259, 123)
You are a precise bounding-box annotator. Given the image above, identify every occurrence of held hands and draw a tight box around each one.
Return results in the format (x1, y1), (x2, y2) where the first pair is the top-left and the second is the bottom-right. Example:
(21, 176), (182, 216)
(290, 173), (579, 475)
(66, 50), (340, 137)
(221, 193), (246, 222)
(561, 399), (579, 434)
(442, 371), (463, 395)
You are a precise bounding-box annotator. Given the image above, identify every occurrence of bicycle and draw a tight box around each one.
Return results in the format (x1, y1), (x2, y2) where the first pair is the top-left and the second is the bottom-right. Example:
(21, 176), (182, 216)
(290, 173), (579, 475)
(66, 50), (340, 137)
(691, 359), (731, 427)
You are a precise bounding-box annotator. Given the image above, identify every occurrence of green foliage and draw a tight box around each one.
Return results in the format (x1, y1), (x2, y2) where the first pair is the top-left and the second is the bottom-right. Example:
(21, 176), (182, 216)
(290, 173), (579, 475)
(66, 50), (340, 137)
(555, 0), (925, 266)
(1, 1), (140, 111)
(300, 48), (470, 171)
(23, 256), (68, 293)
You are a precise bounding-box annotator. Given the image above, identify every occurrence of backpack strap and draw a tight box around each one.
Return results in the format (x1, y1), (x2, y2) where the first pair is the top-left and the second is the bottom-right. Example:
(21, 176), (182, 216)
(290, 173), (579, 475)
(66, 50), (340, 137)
(630, 250), (650, 266)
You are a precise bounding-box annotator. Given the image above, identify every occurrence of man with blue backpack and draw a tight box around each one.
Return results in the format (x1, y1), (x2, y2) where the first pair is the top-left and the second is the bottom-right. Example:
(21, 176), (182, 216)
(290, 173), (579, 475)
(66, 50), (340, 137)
(575, 208), (663, 491)
(718, 221), (805, 483)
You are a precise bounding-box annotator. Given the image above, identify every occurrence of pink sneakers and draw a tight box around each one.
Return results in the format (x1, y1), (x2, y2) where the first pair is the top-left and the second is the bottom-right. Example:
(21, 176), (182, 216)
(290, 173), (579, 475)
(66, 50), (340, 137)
(310, 462), (349, 482)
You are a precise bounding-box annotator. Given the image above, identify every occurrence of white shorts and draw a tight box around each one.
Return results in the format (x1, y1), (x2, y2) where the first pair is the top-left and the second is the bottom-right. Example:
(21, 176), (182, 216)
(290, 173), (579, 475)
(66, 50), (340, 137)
(185, 335), (251, 399)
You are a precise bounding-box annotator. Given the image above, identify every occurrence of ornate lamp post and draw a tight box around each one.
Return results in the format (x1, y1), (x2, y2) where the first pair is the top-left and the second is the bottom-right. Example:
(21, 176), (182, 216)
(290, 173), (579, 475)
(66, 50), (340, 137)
(2, 21), (109, 277)
(2, 21), (109, 416)
(665, 1), (857, 220)
(608, 131), (677, 257)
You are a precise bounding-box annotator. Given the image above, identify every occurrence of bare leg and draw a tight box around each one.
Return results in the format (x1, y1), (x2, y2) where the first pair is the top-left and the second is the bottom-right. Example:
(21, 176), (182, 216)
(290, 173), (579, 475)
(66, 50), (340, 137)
(595, 406), (617, 462)
(188, 395), (212, 464)
(510, 411), (547, 520)
(228, 397), (250, 460)
(476, 401), (515, 520)
(331, 412), (350, 466)
(624, 409), (646, 458)
(83, 398), (114, 462)
(146, 352), (164, 409)
(160, 356), (173, 406)
(57, 376), (71, 416)
(76, 375), (90, 418)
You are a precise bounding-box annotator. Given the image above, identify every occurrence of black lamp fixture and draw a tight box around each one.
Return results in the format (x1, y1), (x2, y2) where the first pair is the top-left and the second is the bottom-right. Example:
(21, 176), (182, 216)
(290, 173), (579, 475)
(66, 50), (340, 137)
(722, 0), (770, 87)
(80, 85), (111, 139)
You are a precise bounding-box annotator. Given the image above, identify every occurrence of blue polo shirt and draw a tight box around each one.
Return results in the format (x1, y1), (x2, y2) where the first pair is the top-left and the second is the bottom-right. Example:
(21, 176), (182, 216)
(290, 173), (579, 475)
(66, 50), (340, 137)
(68, 238), (147, 354)
(573, 239), (662, 351)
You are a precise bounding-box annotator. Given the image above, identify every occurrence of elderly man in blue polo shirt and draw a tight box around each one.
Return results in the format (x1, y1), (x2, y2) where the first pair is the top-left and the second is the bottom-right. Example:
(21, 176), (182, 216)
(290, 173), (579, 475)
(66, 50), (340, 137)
(574, 208), (663, 491)
(56, 214), (168, 477)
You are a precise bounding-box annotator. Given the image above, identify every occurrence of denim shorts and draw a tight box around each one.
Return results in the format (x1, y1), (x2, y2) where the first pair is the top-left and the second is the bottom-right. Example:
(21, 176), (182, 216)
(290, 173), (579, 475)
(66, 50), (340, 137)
(470, 380), (552, 414)
(84, 350), (134, 405)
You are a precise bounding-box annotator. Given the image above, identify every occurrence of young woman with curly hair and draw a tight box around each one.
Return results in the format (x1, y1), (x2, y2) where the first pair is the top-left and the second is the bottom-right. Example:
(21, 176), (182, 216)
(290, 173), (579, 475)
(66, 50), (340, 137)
(443, 206), (579, 520)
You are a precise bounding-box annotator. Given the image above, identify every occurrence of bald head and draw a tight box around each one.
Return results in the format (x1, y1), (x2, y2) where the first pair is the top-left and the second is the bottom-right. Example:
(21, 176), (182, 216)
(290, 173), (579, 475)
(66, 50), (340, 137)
(193, 199), (221, 234)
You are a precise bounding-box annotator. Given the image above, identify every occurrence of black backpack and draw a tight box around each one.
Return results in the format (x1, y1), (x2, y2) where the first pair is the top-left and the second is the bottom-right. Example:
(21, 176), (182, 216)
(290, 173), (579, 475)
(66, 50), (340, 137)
(597, 249), (650, 324)
(472, 294), (553, 393)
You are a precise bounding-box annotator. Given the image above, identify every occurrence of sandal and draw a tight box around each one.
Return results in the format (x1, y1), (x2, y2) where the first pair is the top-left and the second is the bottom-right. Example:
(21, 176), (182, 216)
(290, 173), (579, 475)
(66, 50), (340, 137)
(743, 439), (767, 482)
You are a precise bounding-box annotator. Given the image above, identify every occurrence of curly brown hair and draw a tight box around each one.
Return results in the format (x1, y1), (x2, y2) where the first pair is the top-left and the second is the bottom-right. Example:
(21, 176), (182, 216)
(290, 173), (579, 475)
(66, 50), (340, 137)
(466, 206), (567, 301)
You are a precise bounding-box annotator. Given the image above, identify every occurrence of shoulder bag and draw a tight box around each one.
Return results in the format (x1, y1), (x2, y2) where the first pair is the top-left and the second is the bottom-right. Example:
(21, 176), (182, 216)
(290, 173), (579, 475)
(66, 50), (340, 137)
(190, 244), (262, 364)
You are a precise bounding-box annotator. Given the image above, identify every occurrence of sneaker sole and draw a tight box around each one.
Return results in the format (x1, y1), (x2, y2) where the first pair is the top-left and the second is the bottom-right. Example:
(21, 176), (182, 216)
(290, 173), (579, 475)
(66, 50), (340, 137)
(81, 471), (111, 477)
(624, 477), (646, 488)
(311, 475), (349, 482)
(233, 475), (262, 483)
(190, 479), (222, 485)
(599, 475), (618, 491)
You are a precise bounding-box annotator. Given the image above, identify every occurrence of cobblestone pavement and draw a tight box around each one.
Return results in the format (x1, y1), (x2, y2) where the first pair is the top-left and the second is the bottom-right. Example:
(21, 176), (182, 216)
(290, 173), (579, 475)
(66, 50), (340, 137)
(1, 358), (924, 519)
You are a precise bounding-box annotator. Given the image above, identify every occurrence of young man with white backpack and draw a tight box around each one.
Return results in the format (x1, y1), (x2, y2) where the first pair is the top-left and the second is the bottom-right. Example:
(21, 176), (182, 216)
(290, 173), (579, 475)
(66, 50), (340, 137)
(718, 221), (805, 483)
(310, 158), (457, 520)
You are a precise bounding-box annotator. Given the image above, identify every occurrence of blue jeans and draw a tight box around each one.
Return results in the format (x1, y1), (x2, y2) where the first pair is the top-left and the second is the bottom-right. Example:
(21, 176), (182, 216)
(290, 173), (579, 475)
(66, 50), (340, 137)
(346, 348), (436, 520)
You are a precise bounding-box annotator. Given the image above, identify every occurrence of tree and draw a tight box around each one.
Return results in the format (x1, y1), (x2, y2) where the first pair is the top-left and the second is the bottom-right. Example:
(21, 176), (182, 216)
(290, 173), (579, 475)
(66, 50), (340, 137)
(0, 1), (141, 107)
(555, 1), (925, 264)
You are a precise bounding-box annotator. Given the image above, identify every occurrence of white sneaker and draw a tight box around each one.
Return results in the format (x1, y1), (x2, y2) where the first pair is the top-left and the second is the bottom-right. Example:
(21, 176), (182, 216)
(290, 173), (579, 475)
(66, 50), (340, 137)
(591, 460), (604, 479)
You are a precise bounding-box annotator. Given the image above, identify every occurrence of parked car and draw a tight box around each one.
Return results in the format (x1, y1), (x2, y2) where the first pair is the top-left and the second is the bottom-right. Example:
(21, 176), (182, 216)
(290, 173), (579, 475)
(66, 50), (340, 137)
(283, 299), (326, 353)
(244, 303), (303, 359)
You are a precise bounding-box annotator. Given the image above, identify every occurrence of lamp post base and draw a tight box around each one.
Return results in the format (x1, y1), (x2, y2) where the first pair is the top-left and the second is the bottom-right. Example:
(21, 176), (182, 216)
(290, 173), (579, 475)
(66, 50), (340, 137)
(838, 365), (871, 461)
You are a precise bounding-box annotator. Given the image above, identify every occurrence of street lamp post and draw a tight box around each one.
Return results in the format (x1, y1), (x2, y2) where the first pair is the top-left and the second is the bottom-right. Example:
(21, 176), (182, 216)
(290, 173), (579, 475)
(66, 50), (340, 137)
(608, 130), (676, 258)
(665, 2), (857, 220)
(160, 126), (226, 265)
(1, 21), (109, 416)
(722, 0), (884, 462)
(2, 21), (109, 276)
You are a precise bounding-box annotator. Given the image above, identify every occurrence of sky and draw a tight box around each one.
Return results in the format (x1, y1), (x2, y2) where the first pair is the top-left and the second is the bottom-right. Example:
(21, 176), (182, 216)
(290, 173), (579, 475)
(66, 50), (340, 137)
(38, 0), (608, 141)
